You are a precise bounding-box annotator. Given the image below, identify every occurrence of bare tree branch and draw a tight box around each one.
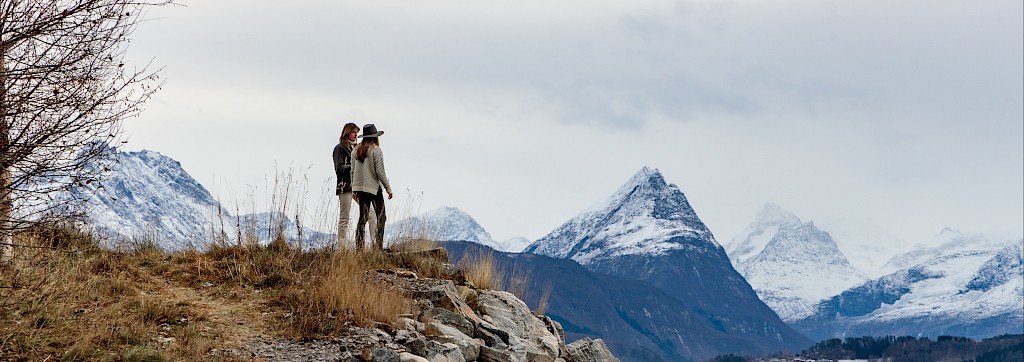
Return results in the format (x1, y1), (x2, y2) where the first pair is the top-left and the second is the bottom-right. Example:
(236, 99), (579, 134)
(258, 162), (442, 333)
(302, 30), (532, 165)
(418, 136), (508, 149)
(1, 0), (176, 254)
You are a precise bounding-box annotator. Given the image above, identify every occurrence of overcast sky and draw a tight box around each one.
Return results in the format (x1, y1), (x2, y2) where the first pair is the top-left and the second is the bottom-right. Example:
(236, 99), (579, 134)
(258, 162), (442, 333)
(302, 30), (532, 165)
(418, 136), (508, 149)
(122, 0), (1023, 246)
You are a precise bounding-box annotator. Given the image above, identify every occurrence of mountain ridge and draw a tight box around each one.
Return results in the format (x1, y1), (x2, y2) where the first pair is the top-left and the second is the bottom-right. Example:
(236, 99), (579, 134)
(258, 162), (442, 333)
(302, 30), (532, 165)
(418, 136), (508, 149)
(526, 167), (811, 358)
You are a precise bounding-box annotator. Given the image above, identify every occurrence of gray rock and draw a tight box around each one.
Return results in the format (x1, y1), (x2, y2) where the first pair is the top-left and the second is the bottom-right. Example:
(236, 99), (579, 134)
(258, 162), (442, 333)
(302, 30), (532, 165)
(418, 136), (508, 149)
(405, 338), (466, 362)
(478, 345), (526, 362)
(398, 352), (430, 362)
(475, 290), (560, 362)
(427, 307), (476, 336)
(409, 279), (482, 325)
(428, 321), (483, 361)
(565, 338), (620, 362)
(372, 348), (401, 362)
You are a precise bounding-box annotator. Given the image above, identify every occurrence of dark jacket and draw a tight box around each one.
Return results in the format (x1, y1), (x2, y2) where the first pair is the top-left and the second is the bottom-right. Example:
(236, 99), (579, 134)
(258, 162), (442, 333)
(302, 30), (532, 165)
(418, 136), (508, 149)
(332, 143), (353, 194)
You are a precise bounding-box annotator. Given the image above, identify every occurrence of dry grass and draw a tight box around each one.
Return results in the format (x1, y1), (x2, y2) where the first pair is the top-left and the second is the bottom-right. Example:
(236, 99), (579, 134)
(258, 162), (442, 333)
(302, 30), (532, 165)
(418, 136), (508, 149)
(0, 229), (551, 361)
(0, 224), (452, 360)
(534, 281), (554, 315)
(458, 249), (502, 290)
(0, 226), (209, 361)
(277, 249), (409, 336)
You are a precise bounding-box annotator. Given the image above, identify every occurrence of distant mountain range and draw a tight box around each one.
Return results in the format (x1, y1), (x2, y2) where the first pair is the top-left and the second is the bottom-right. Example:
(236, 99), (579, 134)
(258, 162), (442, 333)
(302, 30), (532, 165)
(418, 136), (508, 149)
(726, 204), (1024, 340)
(74, 148), (1023, 358)
(386, 206), (531, 252)
(790, 233), (1023, 340)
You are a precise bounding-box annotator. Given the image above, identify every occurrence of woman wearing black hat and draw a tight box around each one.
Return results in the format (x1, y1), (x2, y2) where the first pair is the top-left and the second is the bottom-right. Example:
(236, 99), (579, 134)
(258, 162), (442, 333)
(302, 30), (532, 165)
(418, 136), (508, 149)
(351, 124), (393, 251)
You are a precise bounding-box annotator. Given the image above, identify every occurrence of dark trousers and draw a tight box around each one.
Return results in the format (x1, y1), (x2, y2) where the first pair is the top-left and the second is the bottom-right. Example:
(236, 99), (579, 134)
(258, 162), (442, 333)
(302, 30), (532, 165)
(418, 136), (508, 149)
(355, 190), (386, 251)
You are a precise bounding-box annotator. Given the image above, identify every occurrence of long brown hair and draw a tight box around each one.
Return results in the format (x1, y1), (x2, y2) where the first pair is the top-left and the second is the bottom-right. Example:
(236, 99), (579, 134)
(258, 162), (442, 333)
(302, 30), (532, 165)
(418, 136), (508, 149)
(355, 137), (379, 162)
(339, 123), (359, 146)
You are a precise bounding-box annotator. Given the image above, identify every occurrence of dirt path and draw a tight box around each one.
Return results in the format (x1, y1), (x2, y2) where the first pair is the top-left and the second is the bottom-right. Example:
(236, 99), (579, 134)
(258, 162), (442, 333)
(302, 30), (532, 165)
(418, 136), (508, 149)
(148, 275), (274, 349)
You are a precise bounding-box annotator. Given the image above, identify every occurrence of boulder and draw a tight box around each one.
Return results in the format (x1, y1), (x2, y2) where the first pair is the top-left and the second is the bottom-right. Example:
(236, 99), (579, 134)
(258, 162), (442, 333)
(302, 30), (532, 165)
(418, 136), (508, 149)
(475, 290), (560, 362)
(565, 338), (620, 362)
(410, 280), (482, 326)
(427, 321), (484, 361)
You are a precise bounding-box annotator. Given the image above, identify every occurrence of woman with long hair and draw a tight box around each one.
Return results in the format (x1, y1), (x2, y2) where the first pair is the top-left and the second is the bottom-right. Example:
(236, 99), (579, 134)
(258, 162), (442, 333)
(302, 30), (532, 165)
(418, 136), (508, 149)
(351, 124), (393, 251)
(332, 122), (376, 249)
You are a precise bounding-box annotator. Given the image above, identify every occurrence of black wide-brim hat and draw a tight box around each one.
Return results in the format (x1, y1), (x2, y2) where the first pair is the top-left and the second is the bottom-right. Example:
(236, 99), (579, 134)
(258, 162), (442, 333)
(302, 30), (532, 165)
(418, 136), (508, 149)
(359, 124), (384, 138)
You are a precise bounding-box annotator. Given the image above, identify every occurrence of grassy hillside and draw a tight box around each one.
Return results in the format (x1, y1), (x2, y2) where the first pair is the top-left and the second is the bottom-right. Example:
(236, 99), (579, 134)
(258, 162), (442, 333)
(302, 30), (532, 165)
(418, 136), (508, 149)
(0, 224), (465, 361)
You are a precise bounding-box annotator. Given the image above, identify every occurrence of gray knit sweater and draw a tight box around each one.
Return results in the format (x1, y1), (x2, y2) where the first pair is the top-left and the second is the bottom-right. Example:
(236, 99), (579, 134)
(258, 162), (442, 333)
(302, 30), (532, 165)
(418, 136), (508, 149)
(351, 145), (392, 195)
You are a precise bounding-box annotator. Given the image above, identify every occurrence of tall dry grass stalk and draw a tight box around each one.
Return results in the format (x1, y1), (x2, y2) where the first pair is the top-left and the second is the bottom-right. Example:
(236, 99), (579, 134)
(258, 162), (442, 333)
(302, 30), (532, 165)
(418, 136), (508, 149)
(458, 249), (502, 290)
(534, 281), (554, 315)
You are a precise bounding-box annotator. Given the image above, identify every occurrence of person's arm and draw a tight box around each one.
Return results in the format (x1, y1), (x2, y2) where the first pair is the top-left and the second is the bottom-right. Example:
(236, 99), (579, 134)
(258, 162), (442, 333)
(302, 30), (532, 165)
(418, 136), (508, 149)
(332, 144), (344, 179)
(332, 145), (345, 194)
(373, 147), (393, 199)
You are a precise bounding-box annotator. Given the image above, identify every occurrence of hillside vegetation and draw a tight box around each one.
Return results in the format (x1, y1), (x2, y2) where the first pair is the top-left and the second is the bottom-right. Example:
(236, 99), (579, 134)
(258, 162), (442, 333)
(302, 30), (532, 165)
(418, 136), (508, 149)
(0, 223), (470, 361)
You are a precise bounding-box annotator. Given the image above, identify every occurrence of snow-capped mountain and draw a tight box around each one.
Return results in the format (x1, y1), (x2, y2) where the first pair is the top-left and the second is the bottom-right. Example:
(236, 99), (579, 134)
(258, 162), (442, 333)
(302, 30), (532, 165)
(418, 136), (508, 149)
(386, 207), (514, 250)
(965, 242), (1023, 292)
(70, 148), (228, 250)
(526, 167), (811, 357)
(738, 221), (868, 321)
(526, 166), (718, 264)
(729, 204), (912, 278)
(791, 236), (1024, 340)
(496, 237), (532, 253)
(814, 216), (912, 275)
(727, 203), (801, 265)
(726, 204), (868, 321)
(72, 148), (331, 250)
(882, 228), (1008, 272)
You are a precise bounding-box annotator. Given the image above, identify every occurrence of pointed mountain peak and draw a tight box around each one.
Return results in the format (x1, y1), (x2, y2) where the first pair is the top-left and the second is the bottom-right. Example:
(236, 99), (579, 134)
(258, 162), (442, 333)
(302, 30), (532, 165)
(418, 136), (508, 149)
(754, 203), (802, 227)
(528, 167), (716, 262)
(423, 206), (471, 219)
(623, 166), (669, 190)
(726, 203), (802, 264)
(633, 165), (662, 180)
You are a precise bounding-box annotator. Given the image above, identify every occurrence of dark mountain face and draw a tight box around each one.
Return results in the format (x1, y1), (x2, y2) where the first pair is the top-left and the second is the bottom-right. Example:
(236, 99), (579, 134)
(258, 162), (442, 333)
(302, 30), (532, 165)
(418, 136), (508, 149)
(444, 240), (809, 362)
(585, 241), (811, 354)
(524, 168), (812, 358)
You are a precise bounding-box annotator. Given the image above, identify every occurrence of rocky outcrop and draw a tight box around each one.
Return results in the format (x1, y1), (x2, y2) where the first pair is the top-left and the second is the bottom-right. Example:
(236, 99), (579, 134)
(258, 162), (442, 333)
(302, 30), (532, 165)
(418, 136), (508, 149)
(216, 249), (619, 362)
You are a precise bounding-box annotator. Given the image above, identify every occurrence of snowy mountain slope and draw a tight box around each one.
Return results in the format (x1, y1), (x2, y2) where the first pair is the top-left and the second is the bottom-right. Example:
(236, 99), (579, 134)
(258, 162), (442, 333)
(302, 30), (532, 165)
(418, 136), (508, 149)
(386, 207), (512, 250)
(496, 237), (532, 253)
(727, 204), (912, 277)
(725, 204), (868, 321)
(525, 166), (718, 264)
(70, 149), (230, 250)
(791, 238), (1024, 340)
(738, 221), (868, 321)
(526, 167), (811, 357)
(815, 216), (913, 276)
(727, 203), (801, 265)
(964, 242), (1023, 292)
(72, 148), (331, 250)
(882, 228), (1007, 272)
